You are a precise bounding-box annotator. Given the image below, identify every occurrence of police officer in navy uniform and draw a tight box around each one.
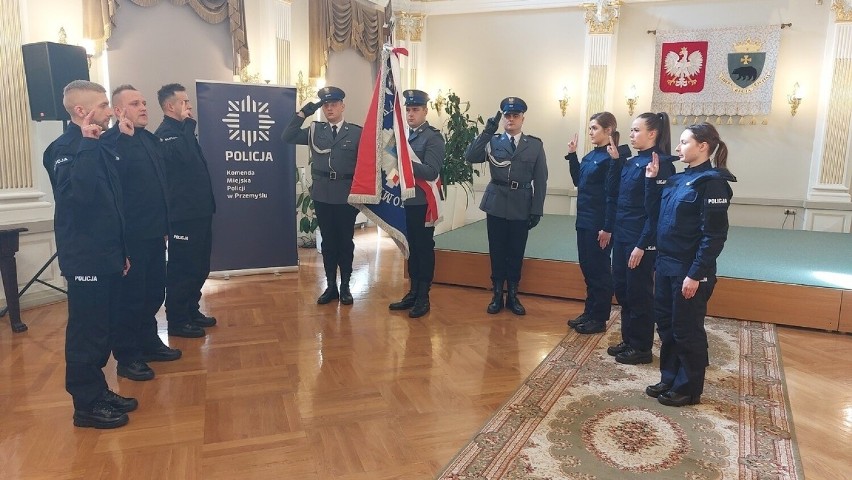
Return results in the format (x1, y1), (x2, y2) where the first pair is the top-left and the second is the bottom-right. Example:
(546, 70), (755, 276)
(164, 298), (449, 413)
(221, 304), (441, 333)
(43, 80), (138, 429)
(465, 97), (548, 315)
(388, 89), (445, 318)
(155, 83), (217, 339)
(565, 112), (631, 332)
(282, 86), (362, 305)
(110, 85), (182, 379)
(645, 122), (735, 407)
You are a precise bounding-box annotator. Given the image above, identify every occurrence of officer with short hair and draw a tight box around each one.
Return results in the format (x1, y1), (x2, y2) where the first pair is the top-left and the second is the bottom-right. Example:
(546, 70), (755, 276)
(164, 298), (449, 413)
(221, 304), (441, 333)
(282, 86), (362, 305)
(44, 79), (138, 429)
(388, 89), (445, 318)
(465, 97), (548, 316)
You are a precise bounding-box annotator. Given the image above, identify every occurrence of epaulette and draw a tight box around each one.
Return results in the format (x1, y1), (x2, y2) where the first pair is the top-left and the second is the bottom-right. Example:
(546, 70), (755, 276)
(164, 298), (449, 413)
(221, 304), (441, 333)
(427, 125), (441, 133)
(346, 123), (363, 129)
(524, 134), (542, 142)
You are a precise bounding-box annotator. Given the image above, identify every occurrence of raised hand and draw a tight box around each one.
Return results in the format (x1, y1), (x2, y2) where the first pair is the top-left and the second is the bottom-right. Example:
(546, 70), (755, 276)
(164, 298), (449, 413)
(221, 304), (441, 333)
(300, 101), (322, 117)
(117, 108), (134, 136)
(567, 132), (579, 154)
(606, 135), (620, 159)
(80, 110), (103, 139)
(645, 151), (660, 178)
(485, 110), (502, 131)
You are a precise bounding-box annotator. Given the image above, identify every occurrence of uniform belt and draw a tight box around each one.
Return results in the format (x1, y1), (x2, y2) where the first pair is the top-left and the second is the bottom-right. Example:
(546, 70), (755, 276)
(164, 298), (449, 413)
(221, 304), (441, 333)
(312, 169), (353, 180)
(490, 179), (532, 190)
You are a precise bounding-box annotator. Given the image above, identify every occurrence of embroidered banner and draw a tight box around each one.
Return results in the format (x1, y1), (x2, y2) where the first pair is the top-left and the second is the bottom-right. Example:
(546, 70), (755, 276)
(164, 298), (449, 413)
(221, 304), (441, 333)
(651, 25), (781, 121)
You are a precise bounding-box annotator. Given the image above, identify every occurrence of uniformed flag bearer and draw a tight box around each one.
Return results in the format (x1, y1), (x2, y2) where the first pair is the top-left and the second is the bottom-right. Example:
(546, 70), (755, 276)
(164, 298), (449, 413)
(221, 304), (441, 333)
(388, 89), (445, 318)
(465, 97), (548, 316)
(282, 87), (362, 305)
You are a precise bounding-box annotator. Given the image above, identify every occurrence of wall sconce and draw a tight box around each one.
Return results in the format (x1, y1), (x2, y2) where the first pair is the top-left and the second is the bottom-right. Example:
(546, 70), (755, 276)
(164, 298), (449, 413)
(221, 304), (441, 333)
(80, 39), (95, 68)
(788, 82), (802, 116)
(626, 84), (638, 116)
(558, 87), (570, 117)
(295, 71), (312, 106)
(431, 89), (446, 115)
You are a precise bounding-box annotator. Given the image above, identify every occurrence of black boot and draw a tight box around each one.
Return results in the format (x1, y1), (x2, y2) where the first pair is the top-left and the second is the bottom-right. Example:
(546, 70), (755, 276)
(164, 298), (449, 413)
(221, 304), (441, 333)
(409, 281), (431, 318)
(340, 274), (353, 305)
(389, 280), (419, 310)
(506, 282), (526, 316)
(317, 278), (339, 305)
(487, 280), (504, 314)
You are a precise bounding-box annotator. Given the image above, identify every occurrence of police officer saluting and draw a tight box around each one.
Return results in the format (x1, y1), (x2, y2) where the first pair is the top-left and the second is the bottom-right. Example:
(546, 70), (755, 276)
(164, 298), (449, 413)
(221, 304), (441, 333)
(388, 89), (445, 318)
(282, 87), (362, 305)
(43, 80), (138, 428)
(465, 97), (548, 315)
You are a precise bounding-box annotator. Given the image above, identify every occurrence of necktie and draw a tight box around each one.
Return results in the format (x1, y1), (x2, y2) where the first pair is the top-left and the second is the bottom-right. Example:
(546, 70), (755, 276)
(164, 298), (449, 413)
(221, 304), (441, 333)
(332, 125), (338, 138)
(409, 130), (416, 143)
(510, 136), (516, 152)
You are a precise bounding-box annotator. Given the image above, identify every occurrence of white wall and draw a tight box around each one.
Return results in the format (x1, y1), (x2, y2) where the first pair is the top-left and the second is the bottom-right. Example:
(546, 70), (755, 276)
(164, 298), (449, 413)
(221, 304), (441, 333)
(423, 1), (836, 228)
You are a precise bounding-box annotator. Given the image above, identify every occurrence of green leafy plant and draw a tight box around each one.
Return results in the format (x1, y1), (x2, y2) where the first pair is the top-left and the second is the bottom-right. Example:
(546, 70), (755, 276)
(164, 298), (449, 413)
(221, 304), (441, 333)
(439, 91), (481, 198)
(296, 165), (318, 248)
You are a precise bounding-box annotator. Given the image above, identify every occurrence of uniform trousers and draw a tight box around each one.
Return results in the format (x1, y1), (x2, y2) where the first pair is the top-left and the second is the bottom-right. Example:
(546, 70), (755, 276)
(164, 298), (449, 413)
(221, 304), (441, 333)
(114, 237), (167, 360)
(612, 241), (656, 349)
(576, 228), (613, 322)
(486, 214), (529, 284)
(405, 204), (435, 282)
(166, 216), (212, 326)
(313, 201), (359, 281)
(65, 272), (122, 410)
(655, 272), (716, 397)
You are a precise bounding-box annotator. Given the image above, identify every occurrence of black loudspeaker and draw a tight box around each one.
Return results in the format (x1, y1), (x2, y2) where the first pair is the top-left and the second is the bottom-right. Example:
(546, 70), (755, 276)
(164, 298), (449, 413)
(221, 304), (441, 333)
(21, 42), (89, 121)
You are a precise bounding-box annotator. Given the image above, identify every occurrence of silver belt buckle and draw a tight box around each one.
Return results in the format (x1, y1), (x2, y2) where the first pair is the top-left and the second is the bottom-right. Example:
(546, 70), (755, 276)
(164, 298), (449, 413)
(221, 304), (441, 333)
(329, 171), (337, 180)
(510, 180), (519, 190)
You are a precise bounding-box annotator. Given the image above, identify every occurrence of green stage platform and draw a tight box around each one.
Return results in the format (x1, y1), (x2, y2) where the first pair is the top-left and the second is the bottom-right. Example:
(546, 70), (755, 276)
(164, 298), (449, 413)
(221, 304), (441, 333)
(433, 215), (852, 332)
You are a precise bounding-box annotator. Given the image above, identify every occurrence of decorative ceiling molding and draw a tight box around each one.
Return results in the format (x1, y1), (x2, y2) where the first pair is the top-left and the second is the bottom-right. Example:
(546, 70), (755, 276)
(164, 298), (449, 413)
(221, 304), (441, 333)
(832, 0), (852, 22)
(390, 0), (667, 16)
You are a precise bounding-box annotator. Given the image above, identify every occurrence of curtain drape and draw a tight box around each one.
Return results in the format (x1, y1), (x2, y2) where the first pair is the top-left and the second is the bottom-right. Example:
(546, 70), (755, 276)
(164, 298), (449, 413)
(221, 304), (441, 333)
(309, 0), (387, 78)
(83, 0), (249, 73)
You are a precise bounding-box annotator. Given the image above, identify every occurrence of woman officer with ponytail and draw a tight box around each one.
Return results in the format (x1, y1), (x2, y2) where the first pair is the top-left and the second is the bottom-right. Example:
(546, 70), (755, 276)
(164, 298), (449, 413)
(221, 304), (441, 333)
(600, 113), (676, 368)
(644, 122), (736, 407)
(565, 112), (631, 332)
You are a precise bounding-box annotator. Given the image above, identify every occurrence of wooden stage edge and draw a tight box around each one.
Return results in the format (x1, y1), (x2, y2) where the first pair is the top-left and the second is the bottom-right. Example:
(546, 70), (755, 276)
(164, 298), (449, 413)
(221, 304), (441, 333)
(434, 249), (852, 334)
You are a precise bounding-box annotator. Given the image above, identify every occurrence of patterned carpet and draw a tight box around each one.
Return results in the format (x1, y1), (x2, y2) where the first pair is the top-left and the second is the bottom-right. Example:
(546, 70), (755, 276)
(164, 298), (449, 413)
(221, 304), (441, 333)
(437, 311), (802, 480)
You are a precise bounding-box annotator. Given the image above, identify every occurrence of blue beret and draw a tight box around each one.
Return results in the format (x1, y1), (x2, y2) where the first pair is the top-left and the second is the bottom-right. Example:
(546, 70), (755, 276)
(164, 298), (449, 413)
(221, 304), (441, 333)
(317, 86), (345, 104)
(403, 89), (429, 106)
(500, 97), (527, 114)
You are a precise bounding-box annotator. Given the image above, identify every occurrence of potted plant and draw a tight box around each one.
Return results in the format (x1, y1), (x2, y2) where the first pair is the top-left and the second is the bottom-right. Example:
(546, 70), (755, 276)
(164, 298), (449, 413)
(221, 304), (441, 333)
(296, 165), (318, 248)
(437, 91), (481, 232)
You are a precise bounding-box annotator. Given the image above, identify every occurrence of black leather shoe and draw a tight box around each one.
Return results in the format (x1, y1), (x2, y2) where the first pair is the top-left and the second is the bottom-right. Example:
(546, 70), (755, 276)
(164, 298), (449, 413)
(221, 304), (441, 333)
(117, 361), (155, 381)
(389, 290), (417, 310)
(615, 347), (653, 365)
(73, 401), (129, 429)
(567, 313), (590, 328)
(101, 390), (138, 413)
(505, 282), (525, 316)
(606, 341), (629, 356)
(168, 323), (206, 338)
(645, 382), (672, 398)
(409, 282), (431, 318)
(339, 284), (353, 305)
(191, 314), (217, 327)
(317, 286), (339, 305)
(141, 345), (182, 362)
(658, 390), (700, 407)
(487, 281), (504, 314)
(575, 321), (605, 334)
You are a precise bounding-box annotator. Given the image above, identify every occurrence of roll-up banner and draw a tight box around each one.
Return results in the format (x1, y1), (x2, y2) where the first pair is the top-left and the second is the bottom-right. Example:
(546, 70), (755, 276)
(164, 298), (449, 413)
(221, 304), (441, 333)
(196, 81), (298, 276)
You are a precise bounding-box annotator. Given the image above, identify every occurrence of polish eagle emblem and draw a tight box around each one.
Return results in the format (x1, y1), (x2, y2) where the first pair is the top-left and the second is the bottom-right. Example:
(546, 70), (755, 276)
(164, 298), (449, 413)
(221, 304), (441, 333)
(664, 46), (704, 88)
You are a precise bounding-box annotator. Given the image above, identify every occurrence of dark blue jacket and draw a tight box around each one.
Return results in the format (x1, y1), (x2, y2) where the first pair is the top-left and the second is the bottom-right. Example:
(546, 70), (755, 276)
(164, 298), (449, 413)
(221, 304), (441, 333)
(155, 116), (215, 222)
(614, 148), (676, 248)
(43, 124), (125, 276)
(113, 125), (169, 241)
(647, 161), (736, 279)
(567, 144), (631, 232)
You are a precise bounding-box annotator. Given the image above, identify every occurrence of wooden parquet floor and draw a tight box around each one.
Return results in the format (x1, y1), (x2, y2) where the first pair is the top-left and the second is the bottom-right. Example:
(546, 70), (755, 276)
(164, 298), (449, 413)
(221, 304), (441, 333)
(1, 228), (850, 479)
